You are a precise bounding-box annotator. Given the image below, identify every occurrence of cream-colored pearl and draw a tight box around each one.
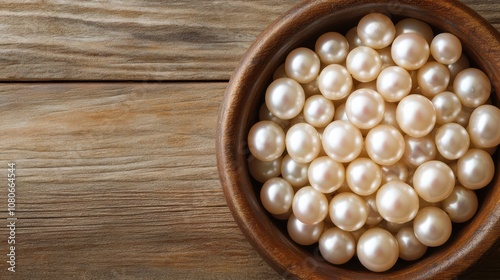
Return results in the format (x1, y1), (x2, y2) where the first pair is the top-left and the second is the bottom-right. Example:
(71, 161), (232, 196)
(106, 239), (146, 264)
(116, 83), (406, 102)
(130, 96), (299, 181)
(308, 156), (345, 194)
(346, 89), (385, 129)
(265, 78), (305, 120)
(346, 157), (382, 196)
(457, 149), (495, 190)
(285, 47), (321, 84)
(357, 228), (399, 272)
(287, 214), (325, 245)
(281, 154), (309, 188)
(396, 227), (428, 261)
(346, 46), (382, 82)
(403, 134), (437, 168)
(376, 181), (419, 224)
(430, 33), (462, 65)
(380, 102), (402, 132)
(248, 120), (285, 161)
(260, 177), (294, 215)
(417, 61), (450, 98)
(391, 33), (429, 70)
(303, 95), (335, 128)
(432, 91), (462, 125)
(453, 68), (491, 108)
(455, 106), (474, 127)
(377, 46), (396, 69)
(413, 160), (455, 202)
(292, 186), (328, 225)
(468, 105), (500, 148)
(381, 220), (412, 234)
(315, 32), (349, 64)
(376, 66), (412, 102)
(365, 124), (405, 166)
(395, 18), (434, 44)
(286, 123), (321, 163)
(258, 103), (290, 130)
(319, 227), (356, 265)
(357, 13), (396, 49)
(396, 94), (436, 137)
(413, 206), (452, 247)
(345, 26), (363, 51)
(329, 192), (369, 231)
(448, 53), (470, 82)
(363, 194), (383, 226)
(318, 64), (353, 100)
(381, 161), (409, 184)
(248, 155), (282, 183)
(322, 120), (363, 163)
(435, 123), (470, 160)
(301, 77), (321, 97)
(333, 103), (348, 121)
(442, 185), (478, 223)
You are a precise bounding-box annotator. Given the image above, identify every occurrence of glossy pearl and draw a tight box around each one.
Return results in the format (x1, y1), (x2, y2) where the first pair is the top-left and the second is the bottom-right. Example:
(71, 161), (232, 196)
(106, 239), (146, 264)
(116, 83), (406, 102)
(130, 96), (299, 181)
(413, 206), (452, 247)
(301, 77), (320, 97)
(455, 106), (474, 127)
(453, 68), (491, 108)
(396, 94), (436, 137)
(377, 46), (396, 69)
(346, 46), (382, 82)
(260, 177), (294, 215)
(432, 91), (462, 125)
(381, 161), (409, 184)
(448, 53), (470, 82)
(365, 124), (405, 166)
(442, 185), (478, 223)
(345, 26), (363, 51)
(413, 160), (455, 202)
(319, 227), (356, 265)
(265, 78), (305, 120)
(396, 227), (428, 261)
(357, 228), (399, 272)
(308, 156), (345, 193)
(303, 95), (335, 128)
(329, 192), (369, 231)
(281, 154), (309, 188)
(286, 123), (321, 163)
(346, 89), (385, 129)
(322, 121), (363, 163)
(333, 103), (348, 121)
(315, 32), (349, 64)
(391, 33), (429, 70)
(285, 47), (321, 84)
(380, 102), (401, 131)
(376, 181), (419, 224)
(248, 155), (282, 183)
(435, 123), (470, 160)
(363, 193), (383, 226)
(430, 33), (462, 65)
(292, 186), (329, 225)
(287, 214), (325, 245)
(259, 103), (290, 130)
(457, 149), (495, 190)
(346, 157), (382, 196)
(403, 134), (437, 168)
(318, 64), (353, 100)
(357, 13), (395, 49)
(468, 105), (500, 148)
(395, 18), (434, 44)
(248, 120), (285, 161)
(417, 61), (450, 98)
(376, 66), (412, 102)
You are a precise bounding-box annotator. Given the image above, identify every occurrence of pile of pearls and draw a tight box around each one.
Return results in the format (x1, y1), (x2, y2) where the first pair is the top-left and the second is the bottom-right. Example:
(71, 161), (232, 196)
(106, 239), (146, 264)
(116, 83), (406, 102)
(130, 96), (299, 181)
(247, 13), (499, 272)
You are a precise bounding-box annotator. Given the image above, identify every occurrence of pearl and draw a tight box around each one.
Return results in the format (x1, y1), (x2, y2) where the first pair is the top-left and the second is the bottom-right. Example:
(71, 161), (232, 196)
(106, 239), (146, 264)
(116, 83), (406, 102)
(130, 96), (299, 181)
(301, 77), (321, 97)
(468, 105), (500, 148)
(345, 26), (363, 51)
(333, 103), (348, 121)
(329, 192), (369, 231)
(376, 181), (419, 224)
(318, 64), (353, 100)
(453, 68), (491, 108)
(413, 206), (452, 247)
(322, 120), (363, 163)
(303, 95), (335, 128)
(435, 123), (470, 160)
(381, 161), (409, 184)
(457, 149), (495, 190)
(417, 61), (450, 98)
(315, 32), (349, 64)
(308, 156), (345, 193)
(396, 94), (436, 137)
(396, 227), (428, 261)
(442, 185), (478, 223)
(346, 46), (382, 82)
(285, 47), (321, 84)
(286, 123), (321, 163)
(391, 33), (430, 70)
(260, 177), (294, 215)
(281, 154), (309, 188)
(287, 214), (325, 245)
(292, 186), (329, 225)
(431, 91), (462, 125)
(455, 106), (474, 127)
(448, 53), (470, 82)
(365, 124), (405, 166)
(430, 33), (462, 65)
(380, 102), (402, 132)
(381, 220), (412, 234)
(319, 227), (356, 265)
(248, 120), (285, 161)
(363, 193), (383, 226)
(273, 63), (288, 80)
(403, 134), (437, 168)
(265, 78), (305, 120)
(376, 66), (412, 102)
(413, 160), (455, 202)
(248, 155), (282, 183)
(357, 13), (396, 49)
(259, 103), (289, 129)
(345, 89), (385, 129)
(395, 18), (434, 44)
(377, 46), (396, 69)
(346, 157), (382, 196)
(357, 228), (399, 272)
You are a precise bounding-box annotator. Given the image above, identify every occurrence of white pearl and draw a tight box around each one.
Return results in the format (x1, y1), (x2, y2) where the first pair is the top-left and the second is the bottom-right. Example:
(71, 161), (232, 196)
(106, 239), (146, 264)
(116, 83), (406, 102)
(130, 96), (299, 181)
(413, 206), (452, 247)
(396, 94), (436, 137)
(442, 185), (478, 223)
(395, 18), (434, 44)
(260, 177), (294, 215)
(346, 46), (382, 82)
(448, 53), (470, 82)
(285, 47), (320, 84)
(396, 227), (428, 261)
(285, 123), (321, 163)
(430, 33), (462, 65)
(265, 78), (305, 120)
(403, 134), (437, 168)
(468, 105), (500, 148)
(417, 61), (450, 98)
(329, 192), (368, 231)
(365, 124), (405, 166)
(308, 156), (345, 193)
(413, 160), (455, 202)
(292, 186), (329, 225)
(319, 227), (356, 265)
(346, 89), (385, 129)
(303, 95), (335, 128)
(281, 154), (309, 188)
(435, 123), (470, 160)
(345, 26), (363, 51)
(391, 33), (429, 70)
(259, 103), (290, 129)
(381, 161), (409, 184)
(357, 13), (396, 49)
(346, 157), (382, 196)
(248, 155), (282, 183)
(363, 193), (383, 226)
(376, 181), (419, 224)
(456, 149), (495, 190)
(376, 66), (412, 102)
(432, 91), (462, 125)
(318, 64), (353, 100)
(333, 103), (348, 121)
(287, 214), (325, 245)
(357, 228), (399, 272)
(315, 32), (349, 64)
(453, 68), (491, 108)
(322, 120), (363, 163)
(248, 120), (285, 161)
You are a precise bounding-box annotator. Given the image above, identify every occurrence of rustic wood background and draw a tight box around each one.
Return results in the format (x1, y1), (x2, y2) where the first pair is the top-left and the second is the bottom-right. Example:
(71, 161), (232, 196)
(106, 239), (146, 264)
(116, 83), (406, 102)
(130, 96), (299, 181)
(0, 1), (498, 279)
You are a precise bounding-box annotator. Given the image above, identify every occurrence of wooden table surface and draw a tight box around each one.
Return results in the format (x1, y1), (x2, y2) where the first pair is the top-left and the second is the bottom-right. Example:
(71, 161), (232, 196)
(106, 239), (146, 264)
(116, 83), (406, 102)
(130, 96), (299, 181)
(0, 1), (498, 279)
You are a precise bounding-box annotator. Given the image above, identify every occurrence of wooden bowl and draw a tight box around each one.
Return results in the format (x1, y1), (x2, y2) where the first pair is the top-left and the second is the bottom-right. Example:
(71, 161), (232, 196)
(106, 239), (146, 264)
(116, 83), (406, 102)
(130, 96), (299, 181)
(216, 0), (500, 278)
